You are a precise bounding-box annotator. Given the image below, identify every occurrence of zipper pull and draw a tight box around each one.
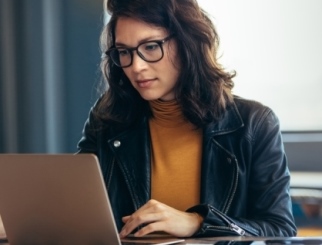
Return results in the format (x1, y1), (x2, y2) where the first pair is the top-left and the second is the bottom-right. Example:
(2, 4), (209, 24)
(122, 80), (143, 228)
(230, 223), (246, 236)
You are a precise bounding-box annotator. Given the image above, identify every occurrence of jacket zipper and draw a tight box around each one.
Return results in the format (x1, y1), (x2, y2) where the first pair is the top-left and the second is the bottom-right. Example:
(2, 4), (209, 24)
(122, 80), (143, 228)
(105, 158), (115, 190)
(212, 139), (239, 214)
(230, 223), (246, 236)
(223, 156), (239, 214)
(117, 158), (139, 210)
(210, 140), (256, 236)
(208, 207), (246, 236)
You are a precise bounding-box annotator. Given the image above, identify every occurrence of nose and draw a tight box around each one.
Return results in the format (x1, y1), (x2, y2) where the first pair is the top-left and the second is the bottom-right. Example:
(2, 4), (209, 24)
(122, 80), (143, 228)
(131, 51), (148, 73)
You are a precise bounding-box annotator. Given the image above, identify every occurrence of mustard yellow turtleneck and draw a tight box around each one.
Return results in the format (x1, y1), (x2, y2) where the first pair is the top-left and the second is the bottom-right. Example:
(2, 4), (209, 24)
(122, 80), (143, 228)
(149, 99), (202, 211)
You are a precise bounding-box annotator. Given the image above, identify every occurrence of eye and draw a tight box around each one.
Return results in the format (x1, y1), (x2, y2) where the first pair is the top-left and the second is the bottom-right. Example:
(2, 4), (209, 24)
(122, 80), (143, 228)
(118, 49), (130, 56)
(143, 42), (159, 51)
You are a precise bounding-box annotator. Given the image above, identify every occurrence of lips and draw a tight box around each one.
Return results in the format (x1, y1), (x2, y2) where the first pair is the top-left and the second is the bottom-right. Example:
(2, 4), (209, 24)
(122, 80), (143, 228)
(136, 78), (156, 88)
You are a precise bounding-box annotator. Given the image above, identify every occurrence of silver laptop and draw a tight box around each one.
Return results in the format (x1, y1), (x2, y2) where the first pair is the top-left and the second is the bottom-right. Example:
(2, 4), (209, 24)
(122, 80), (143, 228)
(0, 154), (183, 245)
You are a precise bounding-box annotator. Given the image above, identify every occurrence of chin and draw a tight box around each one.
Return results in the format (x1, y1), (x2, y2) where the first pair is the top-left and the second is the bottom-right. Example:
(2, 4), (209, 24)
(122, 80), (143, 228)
(141, 96), (159, 101)
(139, 93), (160, 101)
(138, 90), (174, 101)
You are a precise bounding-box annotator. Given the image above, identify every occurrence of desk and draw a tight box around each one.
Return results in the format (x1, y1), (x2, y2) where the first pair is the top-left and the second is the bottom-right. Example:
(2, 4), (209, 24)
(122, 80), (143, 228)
(1, 236), (322, 245)
(1, 214), (322, 244)
(297, 227), (322, 237)
(183, 236), (322, 244)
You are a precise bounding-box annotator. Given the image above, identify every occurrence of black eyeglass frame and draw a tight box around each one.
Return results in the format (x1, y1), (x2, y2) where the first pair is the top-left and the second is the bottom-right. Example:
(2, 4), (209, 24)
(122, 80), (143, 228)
(105, 35), (174, 68)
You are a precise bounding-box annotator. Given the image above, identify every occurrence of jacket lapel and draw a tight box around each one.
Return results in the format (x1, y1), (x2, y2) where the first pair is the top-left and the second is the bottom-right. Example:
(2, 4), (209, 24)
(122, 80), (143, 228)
(200, 101), (244, 213)
(107, 120), (151, 209)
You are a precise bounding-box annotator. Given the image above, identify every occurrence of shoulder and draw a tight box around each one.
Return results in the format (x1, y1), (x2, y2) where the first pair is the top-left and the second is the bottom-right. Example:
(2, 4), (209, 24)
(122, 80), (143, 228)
(232, 95), (279, 124)
(233, 95), (271, 114)
(231, 95), (281, 142)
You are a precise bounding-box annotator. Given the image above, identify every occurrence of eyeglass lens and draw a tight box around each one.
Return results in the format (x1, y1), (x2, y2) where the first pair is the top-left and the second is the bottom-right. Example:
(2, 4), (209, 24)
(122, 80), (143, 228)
(110, 41), (163, 67)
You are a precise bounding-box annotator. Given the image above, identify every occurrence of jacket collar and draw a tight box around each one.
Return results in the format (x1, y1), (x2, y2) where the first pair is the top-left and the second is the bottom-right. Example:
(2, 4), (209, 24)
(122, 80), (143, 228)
(204, 100), (244, 137)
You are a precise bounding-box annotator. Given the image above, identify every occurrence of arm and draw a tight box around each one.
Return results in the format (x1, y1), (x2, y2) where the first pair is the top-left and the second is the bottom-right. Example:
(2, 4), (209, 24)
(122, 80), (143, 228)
(77, 103), (100, 155)
(187, 109), (297, 237)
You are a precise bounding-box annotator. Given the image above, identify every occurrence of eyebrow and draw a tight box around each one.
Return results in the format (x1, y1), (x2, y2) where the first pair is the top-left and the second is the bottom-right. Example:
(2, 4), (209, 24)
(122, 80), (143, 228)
(115, 35), (165, 48)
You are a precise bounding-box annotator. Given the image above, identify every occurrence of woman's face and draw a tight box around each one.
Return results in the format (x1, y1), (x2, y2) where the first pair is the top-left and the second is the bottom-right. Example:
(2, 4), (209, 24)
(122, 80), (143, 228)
(114, 17), (181, 101)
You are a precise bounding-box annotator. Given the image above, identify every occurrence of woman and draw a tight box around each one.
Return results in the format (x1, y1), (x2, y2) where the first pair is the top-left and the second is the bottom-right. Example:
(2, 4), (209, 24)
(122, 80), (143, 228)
(77, 0), (297, 238)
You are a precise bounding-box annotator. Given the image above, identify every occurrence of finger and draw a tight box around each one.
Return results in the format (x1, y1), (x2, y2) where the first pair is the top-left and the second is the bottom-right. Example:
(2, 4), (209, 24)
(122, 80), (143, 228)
(120, 202), (158, 238)
(122, 215), (130, 222)
(133, 220), (164, 237)
(122, 200), (167, 227)
(120, 212), (164, 238)
(134, 211), (203, 238)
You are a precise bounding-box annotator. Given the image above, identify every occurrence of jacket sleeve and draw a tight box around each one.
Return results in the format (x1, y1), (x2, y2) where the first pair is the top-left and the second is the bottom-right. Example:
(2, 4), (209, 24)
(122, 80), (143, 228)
(77, 103), (100, 155)
(187, 109), (297, 237)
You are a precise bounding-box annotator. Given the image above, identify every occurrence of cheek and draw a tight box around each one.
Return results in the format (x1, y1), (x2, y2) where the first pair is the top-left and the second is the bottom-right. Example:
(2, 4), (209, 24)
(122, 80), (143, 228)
(164, 57), (181, 82)
(166, 41), (181, 68)
(165, 48), (181, 78)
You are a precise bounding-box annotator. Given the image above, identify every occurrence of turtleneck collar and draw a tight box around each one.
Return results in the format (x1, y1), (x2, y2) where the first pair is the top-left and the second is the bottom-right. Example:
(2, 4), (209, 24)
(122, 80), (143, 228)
(149, 99), (186, 127)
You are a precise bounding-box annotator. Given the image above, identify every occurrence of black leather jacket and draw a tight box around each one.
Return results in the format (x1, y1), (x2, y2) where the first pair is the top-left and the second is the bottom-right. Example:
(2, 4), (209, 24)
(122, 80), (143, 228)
(77, 96), (297, 237)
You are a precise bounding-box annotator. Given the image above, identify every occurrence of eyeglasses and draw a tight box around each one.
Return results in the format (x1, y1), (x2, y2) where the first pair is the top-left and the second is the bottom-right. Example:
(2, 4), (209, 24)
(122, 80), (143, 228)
(106, 35), (173, 68)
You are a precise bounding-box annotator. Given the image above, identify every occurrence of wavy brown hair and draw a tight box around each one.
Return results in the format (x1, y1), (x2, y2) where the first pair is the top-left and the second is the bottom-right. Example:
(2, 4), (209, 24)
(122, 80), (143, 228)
(95, 0), (235, 128)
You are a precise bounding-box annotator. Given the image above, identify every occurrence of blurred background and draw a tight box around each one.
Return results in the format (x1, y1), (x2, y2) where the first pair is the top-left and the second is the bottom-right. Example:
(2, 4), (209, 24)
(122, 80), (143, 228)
(0, 0), (321, 235)
(0, 0), (103, 153)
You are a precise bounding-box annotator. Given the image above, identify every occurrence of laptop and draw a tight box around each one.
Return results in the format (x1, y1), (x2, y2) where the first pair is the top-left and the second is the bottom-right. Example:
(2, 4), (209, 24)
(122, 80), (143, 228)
(0, 154), (184, 245)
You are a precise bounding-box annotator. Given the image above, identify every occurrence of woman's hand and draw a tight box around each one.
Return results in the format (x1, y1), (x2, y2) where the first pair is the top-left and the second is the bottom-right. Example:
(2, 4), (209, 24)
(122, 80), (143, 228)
(119, 199), (203, 238)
